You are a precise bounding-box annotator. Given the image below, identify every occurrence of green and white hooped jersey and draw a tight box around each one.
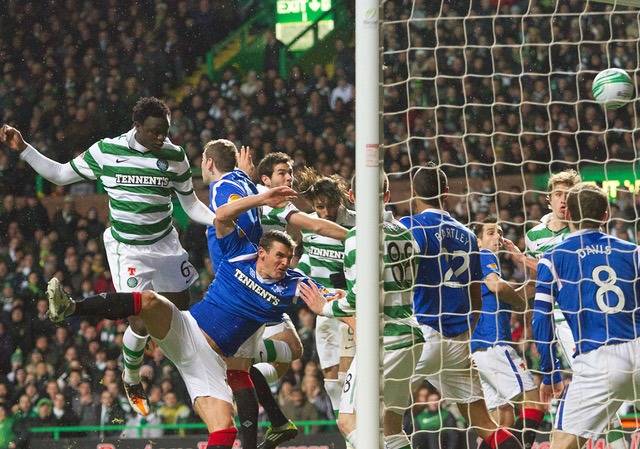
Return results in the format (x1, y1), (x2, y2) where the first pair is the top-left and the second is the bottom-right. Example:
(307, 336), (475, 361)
(256, 184), (299, 233)
(69, 129), (193, 245)
(525, 213), (569, 258)
(525, 212), (569, 322)
(328, 212), (424, 351)
(297, 207), (355, 288)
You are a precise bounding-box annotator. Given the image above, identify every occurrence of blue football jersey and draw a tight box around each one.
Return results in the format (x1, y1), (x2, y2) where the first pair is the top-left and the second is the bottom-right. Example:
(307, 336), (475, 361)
(206, 169), (261, 269)
(400, 209), (482, 337)
(533, 229), (640, 382)
(471, 250), (513, 352)
(190, 229), (315, 356)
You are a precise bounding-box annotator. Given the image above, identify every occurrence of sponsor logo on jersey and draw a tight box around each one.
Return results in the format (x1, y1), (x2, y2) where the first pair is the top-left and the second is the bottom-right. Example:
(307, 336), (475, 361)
(487, 263), (498, 270)
(156, 159), (169, 171)
(306, 246), (344, 260)
(127, 277), (138, 288)
(228, 194), (242, 202)
(234, 268), (281, 305)
(115, 174), (170, 187)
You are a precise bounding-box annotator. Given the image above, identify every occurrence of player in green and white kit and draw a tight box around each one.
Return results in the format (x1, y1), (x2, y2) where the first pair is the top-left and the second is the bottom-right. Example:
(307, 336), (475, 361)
(523, 169), (628, 449)
(0, 98), (217, 417)
(294, 168), (356, 414)
(299, 176), (424, 449)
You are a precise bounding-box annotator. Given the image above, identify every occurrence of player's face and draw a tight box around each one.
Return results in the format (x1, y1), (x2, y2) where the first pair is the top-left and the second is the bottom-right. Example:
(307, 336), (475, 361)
(259, 242), (294, 279)
(267, 162), (293, 188)
(135, 115), (170, 151)
(480, 224), (503, 252)
(548, 182), (571, 220)
(313, 196), (339, 222)
(201, 153), (214, 183)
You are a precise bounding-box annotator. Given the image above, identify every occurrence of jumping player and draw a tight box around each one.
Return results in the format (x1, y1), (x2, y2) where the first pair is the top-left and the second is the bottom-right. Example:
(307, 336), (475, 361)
(1, 98), (217, 416)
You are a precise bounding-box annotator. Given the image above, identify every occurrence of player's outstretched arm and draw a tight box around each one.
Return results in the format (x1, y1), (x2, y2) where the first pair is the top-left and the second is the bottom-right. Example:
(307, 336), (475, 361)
(176, 191), (216, 227)
(215, 186), (297, 236)
(287, 212), (348, 240)
(0, 124), (82, 185)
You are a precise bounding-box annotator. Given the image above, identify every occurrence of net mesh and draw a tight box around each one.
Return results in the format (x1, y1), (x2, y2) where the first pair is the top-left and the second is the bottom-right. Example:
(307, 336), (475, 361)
(379, 0), (639, 446)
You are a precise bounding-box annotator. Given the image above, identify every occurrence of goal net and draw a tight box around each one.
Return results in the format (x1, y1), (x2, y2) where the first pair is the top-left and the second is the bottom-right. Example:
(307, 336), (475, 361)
(375, 0), (639, 447)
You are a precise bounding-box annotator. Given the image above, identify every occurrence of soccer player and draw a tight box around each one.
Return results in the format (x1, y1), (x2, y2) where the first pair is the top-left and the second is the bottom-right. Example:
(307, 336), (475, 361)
(44, 185), (299, 449)
(471, 218), (544, 449)
(533, 182), (640, 449)
(295, 168), (356, 414)
(401, 163), (523, 449)
(299, 175), (425, 449)
(0, 98), (217, 416)
(201, 145), (347, 449)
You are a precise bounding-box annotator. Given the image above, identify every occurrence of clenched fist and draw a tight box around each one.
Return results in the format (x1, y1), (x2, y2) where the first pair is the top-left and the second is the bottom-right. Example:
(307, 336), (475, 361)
(0, 124), (28, 152)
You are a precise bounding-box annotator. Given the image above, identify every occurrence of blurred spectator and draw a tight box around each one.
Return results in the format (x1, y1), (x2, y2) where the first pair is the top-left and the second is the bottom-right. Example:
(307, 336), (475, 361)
(98, 390), (125, 437)
(0, 405), (14, 449)
(157, 391), (190, 436)
(264, 30), (284, 74)
(405, 388), (460, 449)
(280, 388), (320, 433)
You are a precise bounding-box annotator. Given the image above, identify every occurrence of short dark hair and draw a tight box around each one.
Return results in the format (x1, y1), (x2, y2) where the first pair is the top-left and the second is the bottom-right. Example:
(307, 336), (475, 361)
(566, 183), (608, 229)
(257, 152), (292, 180)
(259, 230), (296, 252)
(132, 97), (170, 125)
(203, 139), (238, 173)
(473, 216), (500, 238)
(412, 163), (447, 203)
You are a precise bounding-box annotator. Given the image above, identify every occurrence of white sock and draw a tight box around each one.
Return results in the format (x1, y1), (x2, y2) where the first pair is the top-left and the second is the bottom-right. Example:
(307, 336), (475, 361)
(346, 430), (357, 448)
(384, 432), (411, 449)
(254, 339), (292, 363)
(254, 362), (280, 386)
(122, 327), (147, 385)
(324, 377), (343, 412)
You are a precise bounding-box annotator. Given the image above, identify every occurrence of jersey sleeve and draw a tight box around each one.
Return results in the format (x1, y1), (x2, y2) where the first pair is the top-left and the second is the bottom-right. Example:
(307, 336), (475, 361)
(262, 202), (299, 225)
(329, 229), (356, 317)
(524, 230), (536, 257)
(532, 255), (562, 385)
(210, 180), (246, 212)
(171, 148), (194, 195)
(69, 142), (102, 180)
(480, 252), (501, 280)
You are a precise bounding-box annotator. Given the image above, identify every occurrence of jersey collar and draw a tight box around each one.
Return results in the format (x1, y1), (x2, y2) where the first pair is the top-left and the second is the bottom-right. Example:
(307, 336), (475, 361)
(566, 228), (602, 239)
(421, 208), (451, 217)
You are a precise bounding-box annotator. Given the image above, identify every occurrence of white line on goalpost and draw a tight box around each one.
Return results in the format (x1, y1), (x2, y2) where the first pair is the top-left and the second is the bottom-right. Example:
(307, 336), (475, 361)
(355, 0), (382, 448)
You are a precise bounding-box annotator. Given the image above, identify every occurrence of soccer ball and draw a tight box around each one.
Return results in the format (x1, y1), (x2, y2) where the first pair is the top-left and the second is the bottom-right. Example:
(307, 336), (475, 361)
(592, 68), (634, 110)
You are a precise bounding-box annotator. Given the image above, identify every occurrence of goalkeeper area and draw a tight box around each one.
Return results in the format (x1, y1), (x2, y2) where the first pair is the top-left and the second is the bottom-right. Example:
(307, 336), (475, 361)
(0, 0), (639, 449)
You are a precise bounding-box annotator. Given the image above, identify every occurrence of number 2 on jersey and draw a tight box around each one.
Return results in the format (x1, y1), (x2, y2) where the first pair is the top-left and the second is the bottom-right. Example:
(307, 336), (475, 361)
(443, 251), (470, 288)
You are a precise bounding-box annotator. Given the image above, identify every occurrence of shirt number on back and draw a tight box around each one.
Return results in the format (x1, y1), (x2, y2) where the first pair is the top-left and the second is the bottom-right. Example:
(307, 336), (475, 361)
(592, 265), (625, 313)
(388, 241), (414, 284)
(443, 251), (470, 288)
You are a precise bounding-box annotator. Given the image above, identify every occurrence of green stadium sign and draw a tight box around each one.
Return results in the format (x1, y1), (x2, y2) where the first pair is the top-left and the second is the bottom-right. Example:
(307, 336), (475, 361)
(276, 0), (334, 51)
(535, 163), (640, 200)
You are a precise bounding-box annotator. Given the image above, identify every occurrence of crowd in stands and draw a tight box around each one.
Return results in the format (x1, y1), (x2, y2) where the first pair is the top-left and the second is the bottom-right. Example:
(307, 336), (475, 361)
(1, 0), (640, 447)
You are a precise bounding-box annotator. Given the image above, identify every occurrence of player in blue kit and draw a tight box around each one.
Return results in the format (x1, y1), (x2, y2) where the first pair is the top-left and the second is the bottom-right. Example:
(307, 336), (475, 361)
(533, 182), (640, 449)
(470, 218), (543, 449)
(43, 186), (298, 449)
(401, 164), (523, 449)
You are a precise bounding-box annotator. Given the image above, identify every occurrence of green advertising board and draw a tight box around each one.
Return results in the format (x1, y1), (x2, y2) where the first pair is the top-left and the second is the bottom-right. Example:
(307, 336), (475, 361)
(276, 0), (334, 51)
(534, 162), (640, 200)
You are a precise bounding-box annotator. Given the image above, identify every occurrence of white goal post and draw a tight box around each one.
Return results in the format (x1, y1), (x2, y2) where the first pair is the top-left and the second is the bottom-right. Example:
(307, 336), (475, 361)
(355, 0), (383, 448)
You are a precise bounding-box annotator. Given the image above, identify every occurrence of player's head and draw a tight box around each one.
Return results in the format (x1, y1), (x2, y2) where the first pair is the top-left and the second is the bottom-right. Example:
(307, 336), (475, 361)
(474, 217), (503, 252)
(546, 169), (581, 221)
(348, 173), (390, 204)
(132, 97), (171, 152)
(257, 230), (296, 280)
(412, 163), (448, 207)
(566, 182), (608, 230)
(257, 152), (293, 188)
(296, 168), (349, 222)
(201, 139), (238, 183)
